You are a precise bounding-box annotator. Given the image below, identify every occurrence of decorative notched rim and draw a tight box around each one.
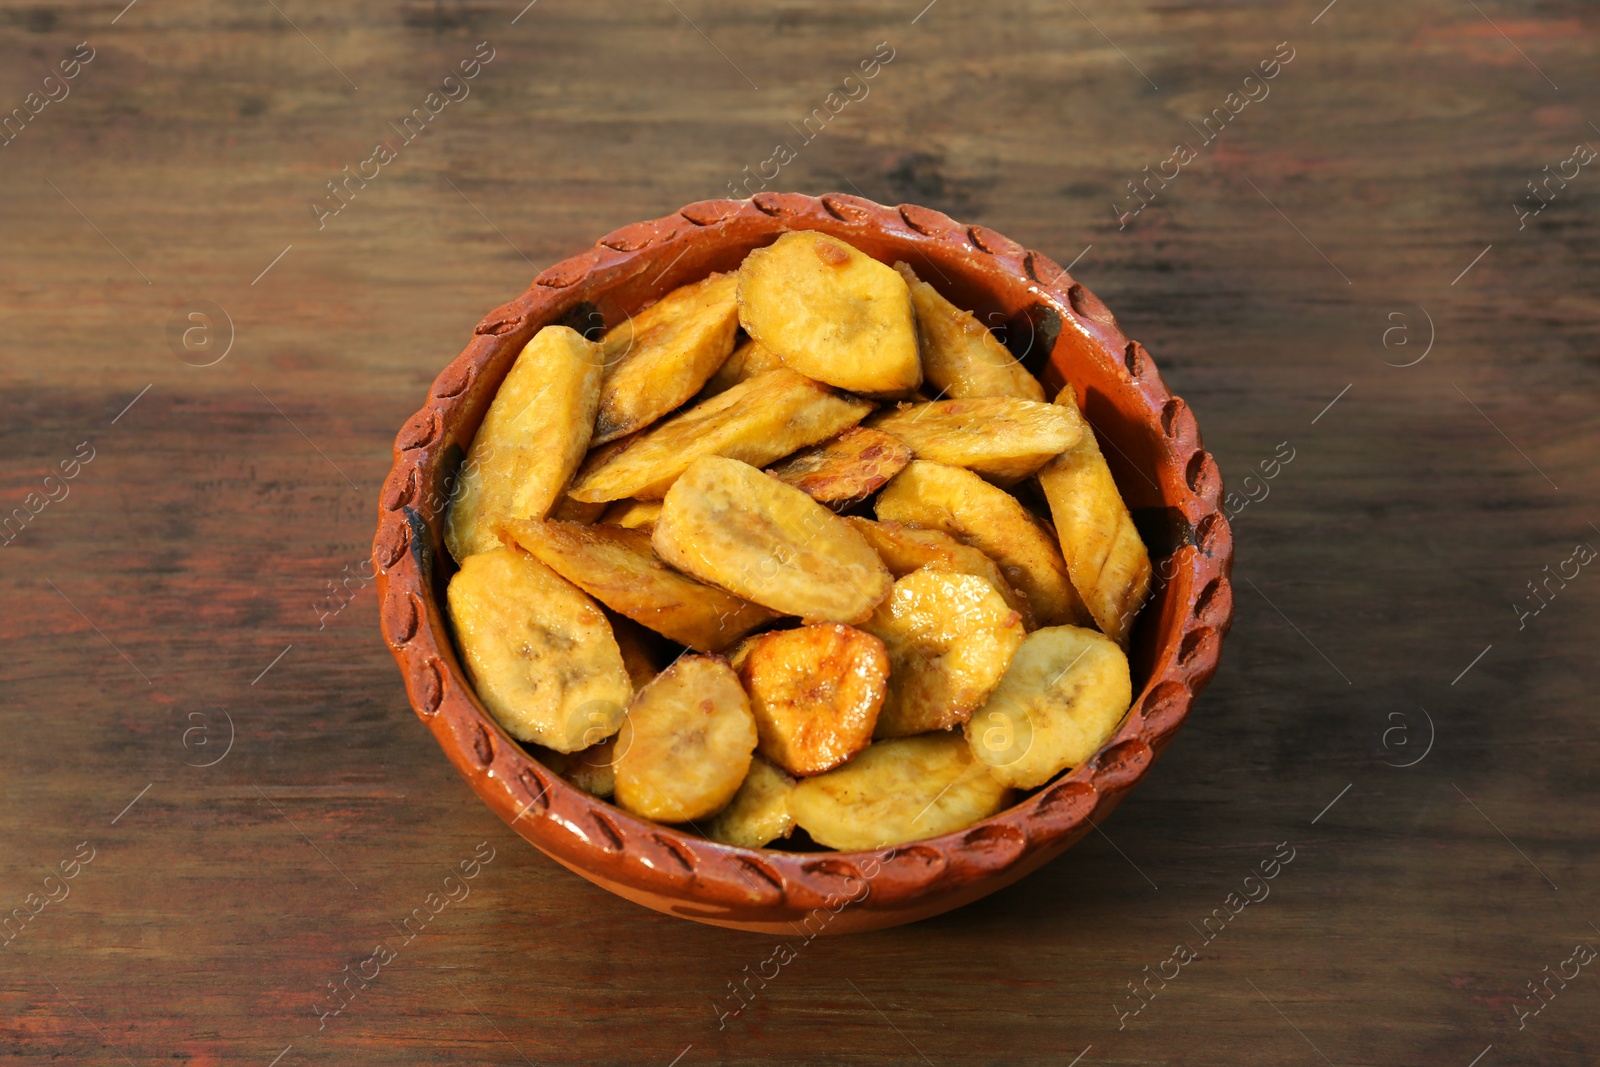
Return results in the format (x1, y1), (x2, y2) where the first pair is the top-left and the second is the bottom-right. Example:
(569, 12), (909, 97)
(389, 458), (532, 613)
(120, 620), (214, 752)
(372, 192), (1235, 925)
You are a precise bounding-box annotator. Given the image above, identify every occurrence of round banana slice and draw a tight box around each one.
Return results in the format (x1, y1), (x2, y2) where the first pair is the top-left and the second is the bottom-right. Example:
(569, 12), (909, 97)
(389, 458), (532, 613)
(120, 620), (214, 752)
(788, 733), (1012, 851)
(861, 568), (1026, 737)
(965, 625), (1132, 789)
(446, 546), (631, 753)
(704, 756), (798, 849)
(614, 655), (758, 823)
(738, 623), (888, 776)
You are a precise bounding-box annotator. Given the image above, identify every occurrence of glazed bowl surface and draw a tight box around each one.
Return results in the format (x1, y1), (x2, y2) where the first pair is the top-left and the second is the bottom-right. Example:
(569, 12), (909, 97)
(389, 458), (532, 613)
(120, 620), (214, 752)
(372, 192), (1234, 934)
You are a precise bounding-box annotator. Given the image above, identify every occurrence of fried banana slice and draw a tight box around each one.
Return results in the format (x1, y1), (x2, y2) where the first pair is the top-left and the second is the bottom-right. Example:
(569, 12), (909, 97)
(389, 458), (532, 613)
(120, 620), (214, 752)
(593, 272), (741, 445)
(501, 518), (776, 653)
(653, 456), (892, 624)
(696, 336), (787, 401)
(609, 612), (664, 690)
(894, 262), (1043, 402)
(846, 517), (1036, 630)
(1037, 386), (1153, 646)
(788, 733), (1011, 850)
(876, 461), (1091, 627)
(567, 368), (873, 502)
(738, 623), (887, 776)
(551, 493), (607, 525)
(965, 625), (1132, 788)
(563, 735), (620, 798)
(445, 326), (605, 561)
(599, 498), (663, 531)
(446, 546), (631, 752)
(860, 568), (1025, 737)
(867, 396), (1082, 485)
(614, 655), (758, 822)
(704, 756), (798, 849)
(738, 231), (921, 394)
(764, 427), (913, 506)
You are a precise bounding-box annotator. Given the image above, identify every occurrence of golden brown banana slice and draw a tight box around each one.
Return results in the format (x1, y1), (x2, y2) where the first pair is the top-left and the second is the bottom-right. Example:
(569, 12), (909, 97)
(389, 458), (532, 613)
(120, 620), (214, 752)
(550, 493), (608, 525)
(876, 461), (1091, 628)
(764, 427), (913, 507)
(738, 231), (921, 394)
(593, 272), (741, 445)
(653, 456), (893, 624)
(567, 368), (873, 502)
(563, 735), (620, 798)
(613, 655), (758, 822)
(500, 518), (776, 653)
(788, 733), (1012, 850)
(846, 517), (1036, 630)
(696, 336), (787, 401)
(965, 625), (1132, 789)
(867, 396), (1082, 485)
(703, 756), (798, 849)
(737, 623), (887, 776)
(860, 568), (1025, 737)
(1037, 386), (1153, 646)
(599, 498), (663, 531)
(893, 262), (1043, 402)
(444, 326), (605, 561)
(445, 546), (631, 752)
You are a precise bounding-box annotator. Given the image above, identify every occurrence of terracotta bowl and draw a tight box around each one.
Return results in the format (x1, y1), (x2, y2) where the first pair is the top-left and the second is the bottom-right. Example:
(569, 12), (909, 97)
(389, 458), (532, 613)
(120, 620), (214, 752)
(372, 193), (1234, 934)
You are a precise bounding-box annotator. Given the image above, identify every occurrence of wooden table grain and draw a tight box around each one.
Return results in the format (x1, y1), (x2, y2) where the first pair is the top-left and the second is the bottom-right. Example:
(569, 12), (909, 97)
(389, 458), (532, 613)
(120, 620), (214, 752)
(2, 1), (1596, 1064)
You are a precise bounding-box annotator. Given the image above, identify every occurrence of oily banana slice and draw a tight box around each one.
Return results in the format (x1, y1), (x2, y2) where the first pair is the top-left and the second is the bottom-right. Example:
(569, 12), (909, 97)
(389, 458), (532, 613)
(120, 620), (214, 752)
(860, 568), (1026, 737)
(738, 231), (921, 394)
(563, 735), (620, 799)
(704, 756), (798, 849)
(444, 325), (605, 561)
(445, 546), (631, 752)
(567, 368), (873, 502)
(696, 336), (787, 401)
(500, 518), (776, 653)
(876, 461), (1091, 628)
(788, 733), (1012, 850)
(894, 262), (1044, 402)
(965, 625), (1132, 789)
(867, 396), (1082, 485)
(593, 272), (741, 444)
(614, 655), (758, 823)
(846, 517), (1036, 630)
(764, 426), (913, 507)
(1037, 386), (1153, 646)
(599, 498), (663, 531)
(737, 623), (888, 776)
(653, 456), (893, 624)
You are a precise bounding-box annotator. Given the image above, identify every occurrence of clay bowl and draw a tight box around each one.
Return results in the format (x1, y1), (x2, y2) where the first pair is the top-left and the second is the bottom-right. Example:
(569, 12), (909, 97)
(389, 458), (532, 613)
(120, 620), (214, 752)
(373, 193), (1234, 934)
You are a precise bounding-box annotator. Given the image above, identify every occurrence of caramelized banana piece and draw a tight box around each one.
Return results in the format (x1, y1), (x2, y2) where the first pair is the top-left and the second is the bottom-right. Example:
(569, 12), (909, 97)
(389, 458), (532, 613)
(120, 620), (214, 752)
(876, 460), (1091, 627)
(613, 655), (758, 822)
(593, 272), (741, 444)
(696, 336), (787, 401)
(894, 262), (1043, 401)
(965, 625), (1132, 789)
(567, 368), (873, 502)
(1037, 385), (1153, 646)
(599, 498), (663, 532)
(445, 546), (630, 752)
(846, 517), (1035, 630)
(765, 427), (912, 507)
(501, 519), (776, 653)
(653, 456), (893, 624)
(788, 733), (1011, 850)
(738, 231), (921, 394)
(563, 735), (620, 799)
(704, 756), (798, 849)
(738, 623), (887, 776)
(445, 325), (605, 561)
(867, 396), (1082, 485)
(551, 493), (608, 525)
(860, 568), (1025, 737)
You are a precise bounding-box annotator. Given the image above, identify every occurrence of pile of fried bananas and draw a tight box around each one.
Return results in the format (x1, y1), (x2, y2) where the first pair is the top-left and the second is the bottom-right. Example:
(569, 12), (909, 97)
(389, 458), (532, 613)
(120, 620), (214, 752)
(444, 231), (1153, 852)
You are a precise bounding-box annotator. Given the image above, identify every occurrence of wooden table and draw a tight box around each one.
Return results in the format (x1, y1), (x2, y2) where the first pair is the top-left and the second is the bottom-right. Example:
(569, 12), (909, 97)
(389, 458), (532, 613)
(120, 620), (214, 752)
(2, 1), (1595, 1063)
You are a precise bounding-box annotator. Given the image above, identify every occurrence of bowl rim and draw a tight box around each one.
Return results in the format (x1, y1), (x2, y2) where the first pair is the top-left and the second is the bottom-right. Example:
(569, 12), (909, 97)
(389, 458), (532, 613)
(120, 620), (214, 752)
(372, 191), (1234, 925)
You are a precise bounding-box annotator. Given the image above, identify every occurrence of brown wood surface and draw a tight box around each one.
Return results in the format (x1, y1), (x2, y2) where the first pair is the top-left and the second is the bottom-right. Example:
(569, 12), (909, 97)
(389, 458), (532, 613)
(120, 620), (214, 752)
(2, 1), (1596, 1064)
